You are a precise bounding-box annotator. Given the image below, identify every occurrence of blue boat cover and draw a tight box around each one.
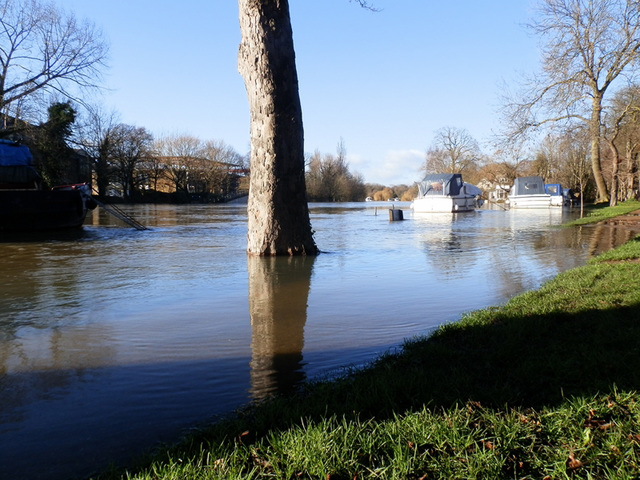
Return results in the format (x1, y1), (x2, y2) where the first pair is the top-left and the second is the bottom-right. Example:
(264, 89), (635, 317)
(0, 139), (34, 166)
(545, 183), (563, 196)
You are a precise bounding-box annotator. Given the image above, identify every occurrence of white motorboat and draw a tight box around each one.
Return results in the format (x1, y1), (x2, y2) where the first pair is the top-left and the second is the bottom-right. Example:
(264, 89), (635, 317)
(411, 173), (482, 213)
(507, 176), (552, 209)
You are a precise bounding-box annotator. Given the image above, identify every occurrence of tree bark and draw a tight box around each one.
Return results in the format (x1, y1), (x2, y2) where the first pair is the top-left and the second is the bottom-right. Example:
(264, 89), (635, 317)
(238, 0), (318, 256)
(606, 138), (620, 207)
(624, 139), (639, 201)
(591, 94), (609, 203)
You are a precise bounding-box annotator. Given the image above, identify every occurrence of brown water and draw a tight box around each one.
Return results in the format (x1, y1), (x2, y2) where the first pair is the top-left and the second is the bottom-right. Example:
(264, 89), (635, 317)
(1, 202), (637, 480)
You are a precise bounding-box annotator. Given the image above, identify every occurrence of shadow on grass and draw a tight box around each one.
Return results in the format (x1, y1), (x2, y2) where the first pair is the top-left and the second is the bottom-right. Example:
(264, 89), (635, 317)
(257, 304), (640, 424)
(166, 300), (639, 459)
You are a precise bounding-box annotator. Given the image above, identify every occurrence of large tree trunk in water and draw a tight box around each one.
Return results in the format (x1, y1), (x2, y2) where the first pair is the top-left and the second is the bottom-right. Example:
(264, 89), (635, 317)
(591, 95), (609, 203)
(238, 0), (318, 256)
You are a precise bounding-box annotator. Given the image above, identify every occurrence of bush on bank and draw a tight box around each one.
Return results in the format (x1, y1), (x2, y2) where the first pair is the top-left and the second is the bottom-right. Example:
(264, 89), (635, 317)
(95, 203), (640, 480)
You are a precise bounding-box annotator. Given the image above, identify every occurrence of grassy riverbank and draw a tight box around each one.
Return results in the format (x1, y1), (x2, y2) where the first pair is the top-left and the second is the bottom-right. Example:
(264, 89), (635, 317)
(566, 199), (640, 226)
(97, 203), (640, 480)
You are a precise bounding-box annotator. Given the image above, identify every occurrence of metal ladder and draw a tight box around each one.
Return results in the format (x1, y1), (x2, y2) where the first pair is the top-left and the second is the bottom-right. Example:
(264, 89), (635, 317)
(90, 196), (148, 231)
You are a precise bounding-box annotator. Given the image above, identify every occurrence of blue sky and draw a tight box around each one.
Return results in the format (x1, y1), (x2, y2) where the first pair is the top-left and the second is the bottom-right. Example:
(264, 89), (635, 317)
(54, 0), (539, 186)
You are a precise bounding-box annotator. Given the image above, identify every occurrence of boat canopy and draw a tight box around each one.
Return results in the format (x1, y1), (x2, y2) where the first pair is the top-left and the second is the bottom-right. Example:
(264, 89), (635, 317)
(463, 182), (482, 196)
(511, 176), (546, 196)
(418, 173), (465, 197)
(0, 140), (34, 166)
(0, 140), (40, 185)
(545, 183), (563, 196)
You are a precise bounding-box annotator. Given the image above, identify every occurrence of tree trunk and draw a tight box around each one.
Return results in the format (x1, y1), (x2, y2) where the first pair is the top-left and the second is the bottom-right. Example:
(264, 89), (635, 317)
(591, 95), (609, 203)
(624, 140), (638, 201)
(238, 0), (318, 256)
(607, 139), (620, 207)
(96, 138), (111, 198)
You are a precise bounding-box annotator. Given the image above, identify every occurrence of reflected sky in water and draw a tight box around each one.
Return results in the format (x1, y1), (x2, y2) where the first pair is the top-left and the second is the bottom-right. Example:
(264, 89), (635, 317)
(1, 202), (638, 480)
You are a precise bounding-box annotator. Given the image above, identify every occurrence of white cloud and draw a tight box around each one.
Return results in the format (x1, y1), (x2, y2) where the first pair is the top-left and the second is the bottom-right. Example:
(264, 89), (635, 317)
(349, 149), (424, 186)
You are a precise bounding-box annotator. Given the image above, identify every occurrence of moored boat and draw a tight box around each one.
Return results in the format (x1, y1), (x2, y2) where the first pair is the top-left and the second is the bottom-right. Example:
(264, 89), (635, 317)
(507, 176), (552, 209)
(411, 173), (482, 213)
(545, 183), (566, 207)
(0, 139), (96, 232)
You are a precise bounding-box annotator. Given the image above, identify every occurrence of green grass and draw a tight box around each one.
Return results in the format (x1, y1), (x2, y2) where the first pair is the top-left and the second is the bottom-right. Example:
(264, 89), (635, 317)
(93, 205), (640, 480)
(565, 199), (640, 226)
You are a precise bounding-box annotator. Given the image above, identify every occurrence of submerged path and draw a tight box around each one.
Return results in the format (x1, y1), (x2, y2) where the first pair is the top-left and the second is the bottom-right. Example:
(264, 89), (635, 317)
(600, 208), (640, 227)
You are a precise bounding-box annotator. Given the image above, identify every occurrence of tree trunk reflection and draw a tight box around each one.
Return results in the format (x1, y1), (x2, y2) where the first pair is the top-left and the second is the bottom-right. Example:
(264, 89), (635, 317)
(248, 255), (315, 399)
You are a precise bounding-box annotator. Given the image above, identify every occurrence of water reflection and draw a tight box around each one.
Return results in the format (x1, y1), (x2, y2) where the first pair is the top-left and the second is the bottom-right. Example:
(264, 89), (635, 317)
(0, 325), (116, 420)
(248, 255), (315, 399)
(414, 213), (477, 278)
(586, 223), (640, 257)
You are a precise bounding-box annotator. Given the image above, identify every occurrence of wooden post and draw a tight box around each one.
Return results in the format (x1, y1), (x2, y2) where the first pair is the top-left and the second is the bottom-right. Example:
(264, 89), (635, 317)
(389, 209), (403, 221)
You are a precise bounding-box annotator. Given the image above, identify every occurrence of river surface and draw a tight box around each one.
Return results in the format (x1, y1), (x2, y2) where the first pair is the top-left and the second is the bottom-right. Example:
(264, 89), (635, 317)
(1, 201), (638, 480)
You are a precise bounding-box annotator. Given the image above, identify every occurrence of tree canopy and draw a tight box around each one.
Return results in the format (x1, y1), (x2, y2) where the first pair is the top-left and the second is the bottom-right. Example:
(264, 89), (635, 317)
(424, 127), (481, 176)
(503, 0), (640, 203)
(0, 0), (108, 129)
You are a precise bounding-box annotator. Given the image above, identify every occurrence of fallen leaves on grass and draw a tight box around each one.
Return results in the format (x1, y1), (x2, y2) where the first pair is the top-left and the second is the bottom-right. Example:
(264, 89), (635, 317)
(566, 451), (583, 471)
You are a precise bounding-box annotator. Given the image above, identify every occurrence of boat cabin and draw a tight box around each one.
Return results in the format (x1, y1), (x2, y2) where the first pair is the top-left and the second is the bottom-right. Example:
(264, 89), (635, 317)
(545, 183), (565, 206)
(417, 173), (465, 197)
(511, 176), (546, 196)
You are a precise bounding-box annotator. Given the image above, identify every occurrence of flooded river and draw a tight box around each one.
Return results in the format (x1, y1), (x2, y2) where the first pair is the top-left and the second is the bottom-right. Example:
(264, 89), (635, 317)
(1, 202), (638, 479)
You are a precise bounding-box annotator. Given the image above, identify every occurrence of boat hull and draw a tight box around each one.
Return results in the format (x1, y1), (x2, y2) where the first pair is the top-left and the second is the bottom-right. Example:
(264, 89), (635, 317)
(549, 195), (564, 207)
(507, 194), (552, 209)
(411, 195), (476, 213)
(0, 189), (90, 231)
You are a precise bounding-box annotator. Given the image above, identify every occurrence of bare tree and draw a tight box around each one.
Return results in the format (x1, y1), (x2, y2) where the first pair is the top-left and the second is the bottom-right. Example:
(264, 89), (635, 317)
(503, 0), (640, 203)
(305, 140), (366, 202)
(603, 97), (631, 207)
(424, 127), (481, 175)
(0, 0), (108, 128)
(152, 135), (244, 199)
(154, 134), (202, 194)
(107, 124), (153, 200)
(560, 127), (592, 215)
(200, 139), (243, 197)
(481, 140), (535, 197)
(604, 85), (640, 204)
(74, 104), (120, 197)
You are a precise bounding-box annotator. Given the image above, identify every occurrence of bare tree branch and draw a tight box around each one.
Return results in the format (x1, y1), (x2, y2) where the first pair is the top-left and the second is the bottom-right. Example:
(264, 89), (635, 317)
(425, 127), (481, 175)
(349, 0), (381, 12)
(0, 0), (108, 123)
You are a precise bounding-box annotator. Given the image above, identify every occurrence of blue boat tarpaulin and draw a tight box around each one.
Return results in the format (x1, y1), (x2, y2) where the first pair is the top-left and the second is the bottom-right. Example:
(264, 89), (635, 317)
(0, 139), (34, 166)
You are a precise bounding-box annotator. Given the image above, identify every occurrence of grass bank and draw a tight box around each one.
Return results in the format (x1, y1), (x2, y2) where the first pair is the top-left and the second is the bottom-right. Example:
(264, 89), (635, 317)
(566, 199), (640, 226)
(96, 206), (640, 480)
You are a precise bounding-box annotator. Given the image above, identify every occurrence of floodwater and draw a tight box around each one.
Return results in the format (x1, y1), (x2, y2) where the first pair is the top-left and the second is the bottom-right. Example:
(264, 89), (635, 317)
(1, 202), (638, 480)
